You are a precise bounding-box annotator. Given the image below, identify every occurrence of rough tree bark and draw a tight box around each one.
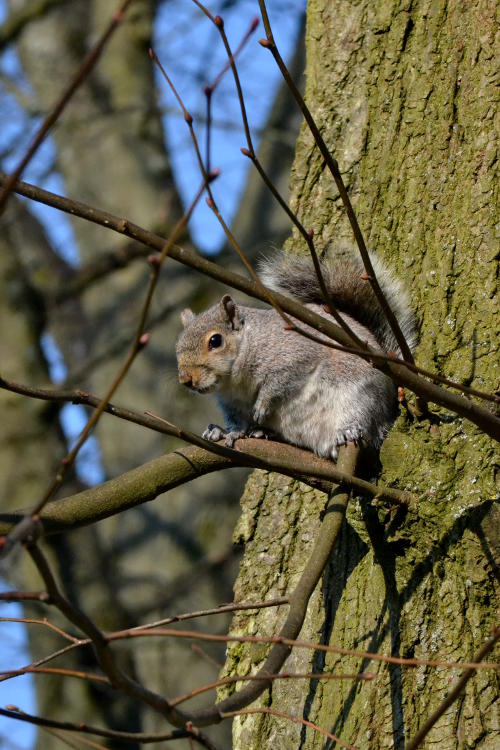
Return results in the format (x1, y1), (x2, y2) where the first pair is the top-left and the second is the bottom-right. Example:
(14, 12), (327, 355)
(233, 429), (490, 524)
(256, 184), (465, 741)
(223, 2), (499, 748)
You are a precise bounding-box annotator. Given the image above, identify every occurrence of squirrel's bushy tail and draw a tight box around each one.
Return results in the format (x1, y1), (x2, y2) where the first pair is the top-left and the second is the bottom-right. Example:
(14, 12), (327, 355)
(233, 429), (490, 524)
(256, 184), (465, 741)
(259, 250), (417, 355)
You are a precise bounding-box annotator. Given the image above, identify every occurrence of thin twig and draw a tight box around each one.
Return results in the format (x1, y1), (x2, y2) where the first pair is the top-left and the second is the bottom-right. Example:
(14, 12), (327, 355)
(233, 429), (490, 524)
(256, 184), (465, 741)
(0, 666), (109, 684)
(0, 599), (288, 684)
(191, 643), (223, 671)
(0, 590), (49, 603)
(242, 147), (367, 348)
(0, 179), (207, 559)
(170, 669), (375, 707)
(106, 627), (500, 672)
(0, 0), (133, 214)
(0, 707), (216, 747)
(152, 24), (301, 328)
(406, 625), (500, 750)
(220, 707), (356, 750)
(1, 172), (498, 437)
(38, 725), (109, 750)
(0, 616), (79, 642)
(0, 642), (87, 683)
(25, 544), (186, 728)
(129, 597), (290, 632)
(204, 15), (260, 172)
(257, 0), (415, 365)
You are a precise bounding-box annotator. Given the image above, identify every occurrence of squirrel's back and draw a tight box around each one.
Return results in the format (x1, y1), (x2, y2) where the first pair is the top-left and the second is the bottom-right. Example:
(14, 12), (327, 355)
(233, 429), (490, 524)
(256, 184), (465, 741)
(259, 250), (417, 356)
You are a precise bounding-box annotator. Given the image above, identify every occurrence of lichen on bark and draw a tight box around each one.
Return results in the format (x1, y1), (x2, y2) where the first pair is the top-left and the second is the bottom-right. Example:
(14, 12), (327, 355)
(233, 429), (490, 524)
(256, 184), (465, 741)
(225, 1), (499, 748)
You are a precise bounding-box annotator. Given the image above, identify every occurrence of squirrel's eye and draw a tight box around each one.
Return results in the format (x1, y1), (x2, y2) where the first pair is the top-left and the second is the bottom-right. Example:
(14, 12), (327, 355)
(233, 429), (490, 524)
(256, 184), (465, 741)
(208, 333), (223, 350)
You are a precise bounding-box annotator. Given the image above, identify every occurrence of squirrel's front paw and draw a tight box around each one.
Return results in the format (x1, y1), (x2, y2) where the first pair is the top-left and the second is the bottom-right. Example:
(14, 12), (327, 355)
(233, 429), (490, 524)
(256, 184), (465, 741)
(338, 427), (363, 446)
(202, 424), (246, 448)
(202, 424), (227, 442)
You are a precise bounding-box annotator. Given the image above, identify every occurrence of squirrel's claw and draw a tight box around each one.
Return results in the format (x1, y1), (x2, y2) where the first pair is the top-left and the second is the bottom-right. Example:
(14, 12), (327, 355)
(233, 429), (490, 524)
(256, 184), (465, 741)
(202, 424), (246, 448)
(247, 428), (266, 439)
(252, 405), (268, 425)
(331, 427), (364, 460)
(202, 424), (227, 442)
(203, 423), (271, 447)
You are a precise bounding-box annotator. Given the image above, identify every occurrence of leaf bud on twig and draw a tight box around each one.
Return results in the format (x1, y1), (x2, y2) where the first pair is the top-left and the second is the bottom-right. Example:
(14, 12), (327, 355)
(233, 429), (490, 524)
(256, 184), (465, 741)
(138, 333), (150, 349)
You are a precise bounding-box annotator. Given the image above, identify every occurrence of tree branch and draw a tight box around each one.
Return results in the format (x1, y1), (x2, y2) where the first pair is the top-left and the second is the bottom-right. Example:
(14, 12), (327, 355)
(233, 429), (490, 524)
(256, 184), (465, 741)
(406, 625), (500, 750)
(1, 172), (498, 440)
(258, 0), (415, 366)
(0, 0), (134, 213)
(0, 412), (415, 539)
(0, 707), (217, 748)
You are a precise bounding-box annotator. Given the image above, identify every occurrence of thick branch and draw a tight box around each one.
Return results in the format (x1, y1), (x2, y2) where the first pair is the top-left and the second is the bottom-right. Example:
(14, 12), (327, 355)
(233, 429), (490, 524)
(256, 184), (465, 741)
(206, 443), (360, 722)
(0, 438), (413, 537)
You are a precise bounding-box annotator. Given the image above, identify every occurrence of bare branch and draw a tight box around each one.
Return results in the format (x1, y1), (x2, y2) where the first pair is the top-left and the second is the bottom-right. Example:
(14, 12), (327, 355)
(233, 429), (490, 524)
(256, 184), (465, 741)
(0, 426), (415, 542)
(170, 670), (375, 707)
(0, 665), (109, 685)
(406, 625), (500, 750)
(257, 0), (415, 365)
(25, 544), (189, 728)
(0, 0), (134, 214)
(107, 627), (499, 672)
(0, 178), (207, 559)
(1, 173), (498, 439)
(220, 707), (356, 750)
(0, 590), (49, 603)
(0, 707), (217, 747)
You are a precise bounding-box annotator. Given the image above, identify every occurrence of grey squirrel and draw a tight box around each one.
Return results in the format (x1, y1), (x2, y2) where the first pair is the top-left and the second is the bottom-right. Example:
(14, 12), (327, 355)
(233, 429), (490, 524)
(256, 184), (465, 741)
(176, 250), (416, 460)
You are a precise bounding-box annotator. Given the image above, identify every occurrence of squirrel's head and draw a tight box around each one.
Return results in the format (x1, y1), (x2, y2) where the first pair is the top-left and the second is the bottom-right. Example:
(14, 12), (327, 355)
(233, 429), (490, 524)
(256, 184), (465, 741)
(176, 295), (244, 394)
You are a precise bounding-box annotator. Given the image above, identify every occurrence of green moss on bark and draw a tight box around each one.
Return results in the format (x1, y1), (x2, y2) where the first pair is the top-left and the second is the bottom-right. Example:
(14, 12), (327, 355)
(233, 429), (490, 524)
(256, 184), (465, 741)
(228, 1), (499, 747)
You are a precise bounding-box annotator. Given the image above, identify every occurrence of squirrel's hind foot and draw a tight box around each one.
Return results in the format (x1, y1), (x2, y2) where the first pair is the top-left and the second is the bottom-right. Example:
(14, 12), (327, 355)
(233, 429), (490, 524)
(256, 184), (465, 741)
(330, 428), (365, 461)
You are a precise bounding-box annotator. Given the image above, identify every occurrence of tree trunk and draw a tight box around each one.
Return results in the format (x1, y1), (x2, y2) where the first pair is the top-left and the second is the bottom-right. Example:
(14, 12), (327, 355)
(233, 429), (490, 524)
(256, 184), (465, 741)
(225, 2), (499, 748)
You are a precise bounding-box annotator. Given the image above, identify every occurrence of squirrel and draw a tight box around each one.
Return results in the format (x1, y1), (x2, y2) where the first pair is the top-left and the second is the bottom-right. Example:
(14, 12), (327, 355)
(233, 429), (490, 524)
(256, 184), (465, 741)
(176, 250), (416, 460)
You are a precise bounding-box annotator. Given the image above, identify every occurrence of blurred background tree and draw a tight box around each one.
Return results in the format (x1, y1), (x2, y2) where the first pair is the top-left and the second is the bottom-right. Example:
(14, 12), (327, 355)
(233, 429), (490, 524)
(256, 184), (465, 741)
(0, 1), (305, 747)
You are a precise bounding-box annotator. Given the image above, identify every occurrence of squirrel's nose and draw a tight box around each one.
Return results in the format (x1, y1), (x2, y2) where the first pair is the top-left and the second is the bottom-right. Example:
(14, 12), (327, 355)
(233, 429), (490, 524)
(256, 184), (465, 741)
(179, 371), (193, 387)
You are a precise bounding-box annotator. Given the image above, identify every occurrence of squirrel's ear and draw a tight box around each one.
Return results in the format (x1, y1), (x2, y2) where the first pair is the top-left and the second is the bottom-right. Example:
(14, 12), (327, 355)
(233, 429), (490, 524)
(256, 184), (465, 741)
(220, 295), (243, 330)
(180, 308), (195, 327)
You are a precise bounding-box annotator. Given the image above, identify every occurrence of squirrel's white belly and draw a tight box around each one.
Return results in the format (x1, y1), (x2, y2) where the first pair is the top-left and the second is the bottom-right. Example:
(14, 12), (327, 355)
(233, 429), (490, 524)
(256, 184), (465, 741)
(265, 368), (364, 459)
(218, 357), (396, 457)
